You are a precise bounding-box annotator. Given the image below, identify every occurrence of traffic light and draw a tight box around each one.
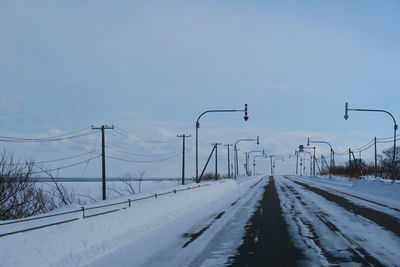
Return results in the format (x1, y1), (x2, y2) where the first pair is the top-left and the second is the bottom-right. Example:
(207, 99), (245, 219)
(244, 104), (249, 121)
(344, 102), (349, 120)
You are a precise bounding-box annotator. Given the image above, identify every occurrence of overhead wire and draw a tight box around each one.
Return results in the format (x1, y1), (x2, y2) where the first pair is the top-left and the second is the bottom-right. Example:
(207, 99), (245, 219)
(31, 154), (102, 175)
(106, 153), (181, 163)
(106, 146), (181, 157)
(0, 128), (96, 143)
(114, 127), (178, 144)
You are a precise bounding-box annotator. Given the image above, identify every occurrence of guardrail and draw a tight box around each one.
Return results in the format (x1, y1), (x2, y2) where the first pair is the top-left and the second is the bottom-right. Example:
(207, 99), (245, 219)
(0, 183), (212, 238)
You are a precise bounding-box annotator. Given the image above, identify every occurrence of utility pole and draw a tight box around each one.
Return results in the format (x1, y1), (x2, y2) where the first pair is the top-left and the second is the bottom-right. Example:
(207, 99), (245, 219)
(269, 156), (273, 175)
(224, 144), (232, 178)
(92, 125), (114, 200)
(177, 134), (191, 185)
(212, 143), (222, 179)
(349, 148), (352, 168)
(374, 137), (378, 178)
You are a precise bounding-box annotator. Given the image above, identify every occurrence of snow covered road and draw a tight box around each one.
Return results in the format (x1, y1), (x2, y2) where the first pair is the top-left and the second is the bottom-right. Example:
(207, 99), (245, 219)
(87, 175), (400, 266)
(276, 176), (400, 266)
(87, 176), (268, 267)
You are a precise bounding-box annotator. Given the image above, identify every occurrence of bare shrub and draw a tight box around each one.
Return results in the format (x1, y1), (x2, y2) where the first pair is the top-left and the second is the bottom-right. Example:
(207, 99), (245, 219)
(200, 172), (220, 181)
(0, 150), (55, 220)
(109, 171), (145, 197)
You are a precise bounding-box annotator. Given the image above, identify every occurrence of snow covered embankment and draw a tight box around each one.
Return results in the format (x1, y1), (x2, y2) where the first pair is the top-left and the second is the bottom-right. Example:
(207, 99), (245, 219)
(0, 180), (238, 267)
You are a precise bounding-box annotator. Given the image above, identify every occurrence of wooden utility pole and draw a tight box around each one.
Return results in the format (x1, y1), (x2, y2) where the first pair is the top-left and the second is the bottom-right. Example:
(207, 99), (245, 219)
(92, 125), (114, 200)
(212, 143), (222, 179)
(224, 144), (232, 178)
(177, 134), (191, 185)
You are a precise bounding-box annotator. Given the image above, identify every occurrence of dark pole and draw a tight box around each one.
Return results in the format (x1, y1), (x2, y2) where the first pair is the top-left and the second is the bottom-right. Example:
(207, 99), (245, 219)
(199, 146), (216, 181)
(300, 157), (303, 176)
(233, 137), (258, 178)
(374, 137), (378, 178)
(313, 148), (316, 176)
(270, 156), (273, 175)
(195, 106), (248, 183)
(215, 144), (218, 179)
(92, 125), (114, 200)
(101, 126), (105, 200)
(349, 148), (351, 168)
(307, 138), (334, 176)
(224, 144), (232, 178)
(178, 134), (191, 185)
(212, 143), (222, 179)
(344, 103), (397, 180)
(296, 151), (299, 175)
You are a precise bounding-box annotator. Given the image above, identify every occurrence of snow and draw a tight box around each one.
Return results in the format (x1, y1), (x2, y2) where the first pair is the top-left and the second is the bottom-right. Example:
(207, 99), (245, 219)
(276, 175), (400, 266)
(0, 179), (240, 267)
(1, 174), (399, 266)
(38, 179), (183, 204)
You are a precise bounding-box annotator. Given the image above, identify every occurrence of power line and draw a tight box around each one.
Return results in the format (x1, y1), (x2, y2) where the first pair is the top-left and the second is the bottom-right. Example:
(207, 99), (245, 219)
(0, 129), (96, 143)
(113, 127), (178, 144)
(31, 154), (102, 175)
(106, 146), (181, 157)
(106, 153), (181, 163)
(5, 149), (101, 165)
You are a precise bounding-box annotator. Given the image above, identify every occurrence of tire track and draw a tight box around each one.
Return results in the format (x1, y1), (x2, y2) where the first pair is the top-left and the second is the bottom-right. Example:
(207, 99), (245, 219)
(227, 176), (304, 266)
(280, 181), (384, 266)
(288, 178), (400, 237)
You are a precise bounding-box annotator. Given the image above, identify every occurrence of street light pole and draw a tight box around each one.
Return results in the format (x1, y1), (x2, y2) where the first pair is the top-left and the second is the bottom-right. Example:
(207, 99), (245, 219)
(303, 146), (316, 176)
(247, 150), (264, 175)
(195, 105), (248, 183)
(253, 154), (266, 176)
(233, 137), (259, 179)
(308, 138), (334, 178)
(344, 102), (398, 180)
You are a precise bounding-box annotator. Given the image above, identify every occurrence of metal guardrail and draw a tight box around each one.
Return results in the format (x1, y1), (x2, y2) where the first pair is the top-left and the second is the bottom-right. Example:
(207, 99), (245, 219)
(0, 183), (213, 238)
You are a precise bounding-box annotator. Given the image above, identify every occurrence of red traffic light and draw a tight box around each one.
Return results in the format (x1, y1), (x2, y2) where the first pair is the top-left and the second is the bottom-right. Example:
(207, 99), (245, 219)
(244, 104), (248, 121)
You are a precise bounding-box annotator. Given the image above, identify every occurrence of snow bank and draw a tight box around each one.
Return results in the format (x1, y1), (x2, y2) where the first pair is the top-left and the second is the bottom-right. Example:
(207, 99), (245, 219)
(0, 180), (238, 267)
(351, 180), (400, 201)
(294, 175), (400, 206)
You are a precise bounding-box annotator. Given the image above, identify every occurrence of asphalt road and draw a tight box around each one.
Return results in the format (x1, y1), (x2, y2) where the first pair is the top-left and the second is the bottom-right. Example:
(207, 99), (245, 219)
(88, 175), (400, 267)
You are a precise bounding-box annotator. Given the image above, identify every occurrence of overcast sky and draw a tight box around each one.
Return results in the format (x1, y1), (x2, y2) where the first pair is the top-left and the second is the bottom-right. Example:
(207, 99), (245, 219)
(1, 0), (400, 178)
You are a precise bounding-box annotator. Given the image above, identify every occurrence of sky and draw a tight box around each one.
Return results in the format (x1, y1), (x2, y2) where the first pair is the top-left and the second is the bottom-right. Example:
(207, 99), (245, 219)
(1, 0), (400, 178)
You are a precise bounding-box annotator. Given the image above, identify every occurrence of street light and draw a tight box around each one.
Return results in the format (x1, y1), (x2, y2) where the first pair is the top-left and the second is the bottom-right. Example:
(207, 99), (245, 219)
(307, 138), (334, 178)
(234, 137), (259, 179)
(253, 154), (267, 175)
(344, 102), (398, 180)
(301, 150), (312, 176)
(302, 146), (316, 176)
(246, 149), (264, 175)
(195, 104), (249, 183)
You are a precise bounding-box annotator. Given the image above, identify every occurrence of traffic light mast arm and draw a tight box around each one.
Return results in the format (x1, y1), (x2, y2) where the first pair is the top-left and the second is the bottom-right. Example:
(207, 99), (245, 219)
(196, 105), (248, 128)
(344, 103), (397, 130)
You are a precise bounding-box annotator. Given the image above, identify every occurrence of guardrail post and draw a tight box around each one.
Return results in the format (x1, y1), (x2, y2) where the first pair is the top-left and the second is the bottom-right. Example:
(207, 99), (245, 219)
(81, 207), (85, 219)
(128, 199), (131, 208)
